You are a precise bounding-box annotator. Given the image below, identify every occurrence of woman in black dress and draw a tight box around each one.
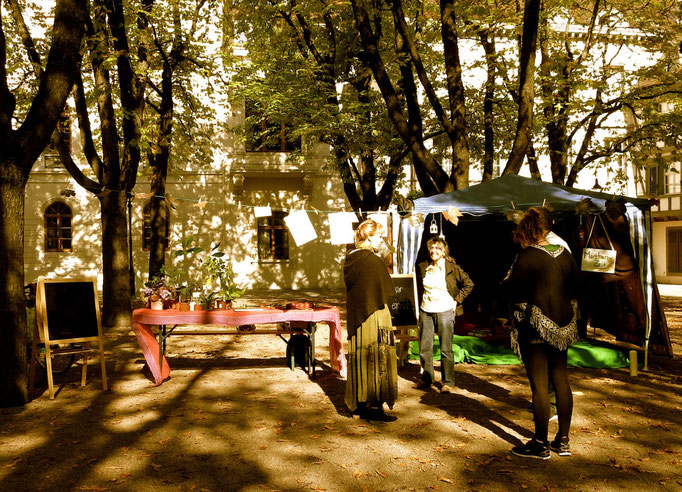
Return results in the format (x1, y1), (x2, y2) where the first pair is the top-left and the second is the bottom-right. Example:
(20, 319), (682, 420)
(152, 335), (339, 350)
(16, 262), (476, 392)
(501, 207), (581, 459)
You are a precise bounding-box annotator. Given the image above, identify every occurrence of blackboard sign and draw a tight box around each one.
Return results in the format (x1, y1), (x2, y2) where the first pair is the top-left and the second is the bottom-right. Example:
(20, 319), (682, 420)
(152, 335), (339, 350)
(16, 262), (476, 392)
(32, 277), (107, 399)
(388, 274), (419, 328)
(37, 279), (101, 342)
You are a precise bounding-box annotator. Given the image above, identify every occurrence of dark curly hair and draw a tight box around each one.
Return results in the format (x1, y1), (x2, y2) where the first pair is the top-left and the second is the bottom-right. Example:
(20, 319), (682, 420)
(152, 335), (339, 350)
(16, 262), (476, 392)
(513, 206), (553, 248)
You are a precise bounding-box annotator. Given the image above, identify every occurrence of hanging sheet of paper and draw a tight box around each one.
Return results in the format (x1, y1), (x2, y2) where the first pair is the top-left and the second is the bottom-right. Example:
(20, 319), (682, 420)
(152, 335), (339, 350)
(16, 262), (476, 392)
(284, 209), (317, 246)
(253, 205), (272, 218)
(328, 212), (357, 245)
(368, 212), (389, 236)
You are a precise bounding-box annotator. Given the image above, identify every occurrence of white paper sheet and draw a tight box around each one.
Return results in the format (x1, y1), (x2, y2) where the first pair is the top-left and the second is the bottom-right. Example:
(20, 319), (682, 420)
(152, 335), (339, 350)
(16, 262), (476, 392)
(253, 205), (272, 218)
(328, 212), (357, 245)
(284, 209), (317, 246)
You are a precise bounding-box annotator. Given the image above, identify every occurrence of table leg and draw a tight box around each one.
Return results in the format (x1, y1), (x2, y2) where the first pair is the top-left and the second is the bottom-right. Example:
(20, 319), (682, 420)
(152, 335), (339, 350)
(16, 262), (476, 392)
(158, 325), (164, 375)
(309, 323), (316, 379)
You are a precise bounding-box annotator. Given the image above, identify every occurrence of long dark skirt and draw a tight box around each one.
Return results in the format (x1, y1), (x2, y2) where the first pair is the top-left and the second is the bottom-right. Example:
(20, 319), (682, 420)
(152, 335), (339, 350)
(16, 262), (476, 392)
(344, 305), (398, 412)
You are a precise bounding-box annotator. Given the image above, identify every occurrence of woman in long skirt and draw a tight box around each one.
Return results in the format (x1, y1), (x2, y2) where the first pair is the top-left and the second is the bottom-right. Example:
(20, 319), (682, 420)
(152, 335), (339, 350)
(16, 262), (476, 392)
(343, 219), (398, 422)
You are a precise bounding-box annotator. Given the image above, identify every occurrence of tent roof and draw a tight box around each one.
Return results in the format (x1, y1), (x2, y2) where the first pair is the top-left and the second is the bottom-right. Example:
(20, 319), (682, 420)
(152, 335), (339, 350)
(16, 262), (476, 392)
(413, 174), (650, 216)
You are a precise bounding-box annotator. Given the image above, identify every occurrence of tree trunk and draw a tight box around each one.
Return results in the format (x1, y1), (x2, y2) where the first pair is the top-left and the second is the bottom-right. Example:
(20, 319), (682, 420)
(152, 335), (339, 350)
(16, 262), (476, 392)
(479, 30), (496, 182)
(0, 0), (87, 407)
(99, 191), (132, 327)
(0, 166), (29, 407)
(147, 57), (174, 279)
(503, 0), (541, 175)
(350, 0), (446, 195)
(440, 0), (469, 189)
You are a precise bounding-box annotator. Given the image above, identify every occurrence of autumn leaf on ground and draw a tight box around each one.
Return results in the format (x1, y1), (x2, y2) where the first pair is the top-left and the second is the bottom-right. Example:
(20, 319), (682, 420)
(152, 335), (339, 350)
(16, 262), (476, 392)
(438, 476), (453, 483)
(353, 470), (366, 478)
(5, 457), (22, 469)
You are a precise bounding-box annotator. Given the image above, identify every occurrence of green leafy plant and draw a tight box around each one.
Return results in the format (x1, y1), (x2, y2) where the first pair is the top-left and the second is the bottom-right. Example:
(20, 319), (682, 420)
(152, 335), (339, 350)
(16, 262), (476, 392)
(198, 291), (218, 310)
(174, 235), (203, 259)
(177, 282), (199, 303)
(202, 244), (245, 301)
(164, 235), (205, 301)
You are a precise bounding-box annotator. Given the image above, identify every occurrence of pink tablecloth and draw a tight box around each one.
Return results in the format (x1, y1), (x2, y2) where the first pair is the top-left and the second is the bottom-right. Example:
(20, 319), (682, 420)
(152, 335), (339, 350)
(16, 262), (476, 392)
(131, 306), (346, 385)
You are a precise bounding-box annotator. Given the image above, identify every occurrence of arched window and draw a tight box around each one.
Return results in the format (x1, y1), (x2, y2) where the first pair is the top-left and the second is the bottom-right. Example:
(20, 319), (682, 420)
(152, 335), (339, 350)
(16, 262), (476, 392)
(45, 201), (72, 252)
(142, 201), (170, 251)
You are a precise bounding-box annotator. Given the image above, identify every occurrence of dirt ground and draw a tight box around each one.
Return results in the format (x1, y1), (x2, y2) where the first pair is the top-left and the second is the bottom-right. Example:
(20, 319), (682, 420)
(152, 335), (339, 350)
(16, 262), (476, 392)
(1, 289), (680, 492)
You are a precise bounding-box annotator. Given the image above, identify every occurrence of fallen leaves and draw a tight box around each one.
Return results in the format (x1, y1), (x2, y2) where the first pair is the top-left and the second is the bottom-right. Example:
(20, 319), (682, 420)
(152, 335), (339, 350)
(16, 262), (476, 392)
(5, 457), (22, 469)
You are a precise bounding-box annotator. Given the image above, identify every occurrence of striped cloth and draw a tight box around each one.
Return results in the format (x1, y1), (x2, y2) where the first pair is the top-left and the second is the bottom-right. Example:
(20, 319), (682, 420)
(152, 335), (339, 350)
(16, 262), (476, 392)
(625, 204), (653, 361)
(397, 218), (423, 274)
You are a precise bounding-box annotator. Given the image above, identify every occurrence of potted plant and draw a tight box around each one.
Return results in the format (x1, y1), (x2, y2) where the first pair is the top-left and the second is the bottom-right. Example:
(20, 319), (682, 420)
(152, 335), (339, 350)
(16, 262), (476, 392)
(202, 244), (245, 309)
(177, 282), (198, 311)
(151, 235), (204, 310)
(142, 272), (175, 310)
(198, 291), (218, 310)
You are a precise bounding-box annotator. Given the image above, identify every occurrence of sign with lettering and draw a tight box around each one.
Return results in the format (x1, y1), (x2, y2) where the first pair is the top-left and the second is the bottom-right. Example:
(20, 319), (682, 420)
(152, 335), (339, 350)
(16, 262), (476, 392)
(581, 247), (617, 274)
(388, 274), (419, 328)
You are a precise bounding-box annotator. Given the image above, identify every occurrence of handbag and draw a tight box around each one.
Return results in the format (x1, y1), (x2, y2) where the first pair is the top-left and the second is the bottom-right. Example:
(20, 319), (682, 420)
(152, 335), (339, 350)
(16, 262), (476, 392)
(581, 215), (617, 274)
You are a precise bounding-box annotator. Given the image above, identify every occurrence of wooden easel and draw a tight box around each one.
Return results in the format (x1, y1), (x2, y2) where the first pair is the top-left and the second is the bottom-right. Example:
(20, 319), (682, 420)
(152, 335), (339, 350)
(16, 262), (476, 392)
(29, 278), (108, 399)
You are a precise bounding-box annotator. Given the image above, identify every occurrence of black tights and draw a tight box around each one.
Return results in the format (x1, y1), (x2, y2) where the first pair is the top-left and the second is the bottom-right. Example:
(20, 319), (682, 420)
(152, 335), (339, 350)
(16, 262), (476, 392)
(520, 343), (572, 442)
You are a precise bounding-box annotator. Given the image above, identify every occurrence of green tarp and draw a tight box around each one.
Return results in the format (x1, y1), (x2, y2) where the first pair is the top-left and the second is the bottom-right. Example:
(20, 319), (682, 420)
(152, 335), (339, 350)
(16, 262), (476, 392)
(409, 336), (630, 369)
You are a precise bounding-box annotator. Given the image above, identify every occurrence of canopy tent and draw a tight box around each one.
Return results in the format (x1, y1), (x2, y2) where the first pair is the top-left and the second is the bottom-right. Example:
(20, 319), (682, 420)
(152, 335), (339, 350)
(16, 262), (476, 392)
(398, 174), (672, 367)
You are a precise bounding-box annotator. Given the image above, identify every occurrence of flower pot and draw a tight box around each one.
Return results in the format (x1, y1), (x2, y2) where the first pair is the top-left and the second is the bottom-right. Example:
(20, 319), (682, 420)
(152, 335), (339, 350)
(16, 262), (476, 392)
(193, 304), (203, 311)
(178, 301), (190, 312)
(150, 300), (164, 310)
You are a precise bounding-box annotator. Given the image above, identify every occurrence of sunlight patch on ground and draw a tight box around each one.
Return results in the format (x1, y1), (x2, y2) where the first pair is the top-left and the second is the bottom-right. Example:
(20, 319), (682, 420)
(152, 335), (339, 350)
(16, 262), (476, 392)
(104, 410), (162, 433)
(0, 432), (49, 455)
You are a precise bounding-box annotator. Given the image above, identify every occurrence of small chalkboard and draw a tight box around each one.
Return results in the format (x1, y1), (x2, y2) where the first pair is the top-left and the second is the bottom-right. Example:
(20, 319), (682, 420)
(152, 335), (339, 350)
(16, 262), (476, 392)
(388, 274), (419, 328)
(32, 278), (107, 399)
(40, 281), (100, 341)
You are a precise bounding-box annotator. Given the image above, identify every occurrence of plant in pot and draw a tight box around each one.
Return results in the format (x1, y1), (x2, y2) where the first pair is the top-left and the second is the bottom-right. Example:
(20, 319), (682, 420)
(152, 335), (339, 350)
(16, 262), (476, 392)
(142, 271), (175, 310)
(202, 245), (245, 309)
(166, 235), (205, 309)
(177, 282), (198, 311)
(198, 290), (218, 310)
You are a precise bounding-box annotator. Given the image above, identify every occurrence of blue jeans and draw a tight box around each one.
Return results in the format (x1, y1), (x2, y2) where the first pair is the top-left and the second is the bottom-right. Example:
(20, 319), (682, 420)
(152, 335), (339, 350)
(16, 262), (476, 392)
(419, 309), (455, 387)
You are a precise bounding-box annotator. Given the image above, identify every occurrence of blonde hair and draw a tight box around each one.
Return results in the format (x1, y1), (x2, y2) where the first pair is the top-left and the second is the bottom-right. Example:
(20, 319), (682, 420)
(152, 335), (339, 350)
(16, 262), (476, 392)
(355, 219), (384, 249)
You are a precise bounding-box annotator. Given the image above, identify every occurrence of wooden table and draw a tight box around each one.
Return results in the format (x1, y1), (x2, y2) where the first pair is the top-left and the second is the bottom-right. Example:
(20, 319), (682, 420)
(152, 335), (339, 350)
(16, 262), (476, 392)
(131, 306), (346, 385)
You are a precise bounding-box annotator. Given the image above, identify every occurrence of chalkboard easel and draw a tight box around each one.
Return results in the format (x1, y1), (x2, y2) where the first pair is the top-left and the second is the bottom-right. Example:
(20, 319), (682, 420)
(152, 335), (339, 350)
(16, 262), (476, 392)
(388, 274), (420, 365)
(29, 277), (108, 399)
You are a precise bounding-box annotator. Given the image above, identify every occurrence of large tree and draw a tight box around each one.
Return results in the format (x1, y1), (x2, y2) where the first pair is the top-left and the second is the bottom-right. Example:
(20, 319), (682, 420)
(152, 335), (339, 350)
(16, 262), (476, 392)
(0, 0), (86, 407)
(145, 0), (216, 278)
(228, 0), (405, 213)
(45, 0), (153, 327)
(533, 0), (682, 186)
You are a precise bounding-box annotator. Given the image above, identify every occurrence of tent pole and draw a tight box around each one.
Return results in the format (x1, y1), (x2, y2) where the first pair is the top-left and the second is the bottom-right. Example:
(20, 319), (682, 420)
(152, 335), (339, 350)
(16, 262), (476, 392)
(643, 339), (649, 371)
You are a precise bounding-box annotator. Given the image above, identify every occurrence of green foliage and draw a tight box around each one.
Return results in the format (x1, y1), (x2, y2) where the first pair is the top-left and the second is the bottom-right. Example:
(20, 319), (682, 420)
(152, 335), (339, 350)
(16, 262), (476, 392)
(227, 0), (409, 207)
(202, 244), (245, 301)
